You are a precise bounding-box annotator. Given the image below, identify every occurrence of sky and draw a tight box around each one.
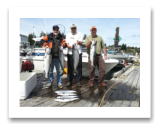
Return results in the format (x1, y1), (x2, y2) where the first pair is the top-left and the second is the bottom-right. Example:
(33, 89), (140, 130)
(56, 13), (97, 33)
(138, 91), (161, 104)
(20, 18), (140, 47)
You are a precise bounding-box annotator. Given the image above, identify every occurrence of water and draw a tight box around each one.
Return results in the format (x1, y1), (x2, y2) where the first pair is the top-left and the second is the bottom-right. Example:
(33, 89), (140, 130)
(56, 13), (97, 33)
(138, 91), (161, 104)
(104, 67), (122, 80)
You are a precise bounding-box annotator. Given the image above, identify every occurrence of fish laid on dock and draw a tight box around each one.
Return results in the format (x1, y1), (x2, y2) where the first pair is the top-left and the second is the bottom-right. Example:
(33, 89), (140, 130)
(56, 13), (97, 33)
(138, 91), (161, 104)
(57, 96), (79, 99)
(58, 45), (66, 75)
(90, 40), (97, 67)
(44, 47), (52, 78)
(56, 93), (77, 96)
(72, 43), (79, 75)
(55, 98), (79, 102)
(55, 90), (77, 93)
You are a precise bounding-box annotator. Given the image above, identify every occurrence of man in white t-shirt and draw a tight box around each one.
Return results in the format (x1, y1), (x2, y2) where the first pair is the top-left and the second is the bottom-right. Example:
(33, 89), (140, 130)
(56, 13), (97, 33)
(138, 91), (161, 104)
(66, 24), (83, 87)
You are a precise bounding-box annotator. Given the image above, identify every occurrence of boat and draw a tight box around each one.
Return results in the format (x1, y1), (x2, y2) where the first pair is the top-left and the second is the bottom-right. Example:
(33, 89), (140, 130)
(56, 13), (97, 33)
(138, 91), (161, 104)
(100, 49), (133, 66)
(64, 51), (119, 76)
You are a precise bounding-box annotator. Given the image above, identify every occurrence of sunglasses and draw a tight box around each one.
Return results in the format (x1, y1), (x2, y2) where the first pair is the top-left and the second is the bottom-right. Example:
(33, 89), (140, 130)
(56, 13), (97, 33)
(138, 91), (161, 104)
(53, 29), (59, 31)
(71, 28), (76, 30)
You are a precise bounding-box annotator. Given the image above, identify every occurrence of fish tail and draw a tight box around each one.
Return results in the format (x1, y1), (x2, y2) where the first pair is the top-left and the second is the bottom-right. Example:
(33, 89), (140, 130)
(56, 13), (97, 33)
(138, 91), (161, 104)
(73, 70), (77, 75)
(90, 65), (95, 68)
(60, 70), (66, 76)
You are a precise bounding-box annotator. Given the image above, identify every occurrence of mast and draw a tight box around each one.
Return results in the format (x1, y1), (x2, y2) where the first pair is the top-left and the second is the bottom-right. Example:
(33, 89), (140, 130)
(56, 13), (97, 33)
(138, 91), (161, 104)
(33, 26), (36, 37)
(44, 18), (47, 35)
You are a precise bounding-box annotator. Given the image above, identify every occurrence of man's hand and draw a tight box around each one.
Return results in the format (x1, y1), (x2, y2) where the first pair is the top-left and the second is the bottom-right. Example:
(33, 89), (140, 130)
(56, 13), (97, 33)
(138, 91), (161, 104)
(61, 43), (64, 47)
(67, 43), (72, 49)
(90, 39), (93, 44)
(77, 40), (79, 45)
(86, 39), (93, 48)
(104, 55), (107, 60)
(45, 45), (49, 48)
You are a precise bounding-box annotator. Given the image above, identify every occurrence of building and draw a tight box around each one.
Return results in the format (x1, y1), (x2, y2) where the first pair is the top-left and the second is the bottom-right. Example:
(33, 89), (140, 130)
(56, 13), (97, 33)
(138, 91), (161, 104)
(20, 34), (30, 48)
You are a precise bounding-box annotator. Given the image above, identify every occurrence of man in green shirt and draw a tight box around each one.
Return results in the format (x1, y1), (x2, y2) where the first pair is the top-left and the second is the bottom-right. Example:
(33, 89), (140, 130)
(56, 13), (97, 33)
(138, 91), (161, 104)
(85, 26), (107, 87)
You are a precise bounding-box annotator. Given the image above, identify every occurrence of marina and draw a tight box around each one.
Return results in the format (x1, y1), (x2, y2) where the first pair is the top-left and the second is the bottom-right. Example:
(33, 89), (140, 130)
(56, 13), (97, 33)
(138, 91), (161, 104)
(19, 26), (140, 107)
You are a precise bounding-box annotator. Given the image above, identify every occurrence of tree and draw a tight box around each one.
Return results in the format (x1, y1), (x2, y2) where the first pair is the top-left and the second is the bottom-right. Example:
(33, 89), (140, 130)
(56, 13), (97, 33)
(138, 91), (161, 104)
(40, 31), (46, 37)
(121, 43), (124, 50)
(60, 32), (66, 39)
(28, 33), (36, 46)
(125, 44), (127, 51)
(83, 34), (87, 40)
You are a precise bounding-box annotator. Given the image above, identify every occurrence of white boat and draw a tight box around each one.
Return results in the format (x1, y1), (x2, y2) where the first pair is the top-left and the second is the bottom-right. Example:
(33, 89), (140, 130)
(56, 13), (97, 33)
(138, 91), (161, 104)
(103, 49), (133, 63)
(64, 52), (119, 76)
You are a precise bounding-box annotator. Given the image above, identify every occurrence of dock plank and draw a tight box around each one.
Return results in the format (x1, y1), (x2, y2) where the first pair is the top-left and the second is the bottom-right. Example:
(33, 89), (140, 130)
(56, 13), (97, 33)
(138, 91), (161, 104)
(81, 101), (93, 107)
(130, 100), (139, 107)
(70, 100), (87, 107)
(20, 66), (140, 107)
(137, 75), (140, 89)
(101, 69), (134, 107)
(111, 100), (122, 107)
(121, 101), (131, 107)
(131, 68), (140, 88)
(122, 67), (135, 76)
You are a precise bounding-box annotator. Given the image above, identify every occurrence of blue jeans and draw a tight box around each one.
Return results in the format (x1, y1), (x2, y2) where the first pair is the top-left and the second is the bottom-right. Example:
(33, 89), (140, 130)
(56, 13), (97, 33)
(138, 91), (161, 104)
(48, 57), (62, 85)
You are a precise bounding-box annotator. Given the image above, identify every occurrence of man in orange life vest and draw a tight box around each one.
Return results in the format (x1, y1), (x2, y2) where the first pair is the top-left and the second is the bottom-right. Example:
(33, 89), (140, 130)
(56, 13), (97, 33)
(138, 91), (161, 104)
(41, 25), (67, 89)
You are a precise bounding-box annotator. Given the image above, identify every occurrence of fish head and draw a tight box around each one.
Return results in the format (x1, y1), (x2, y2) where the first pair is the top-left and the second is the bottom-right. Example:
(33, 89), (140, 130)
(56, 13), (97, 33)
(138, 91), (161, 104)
(93, 41), (97, 46)
(58, 46), (63, 52)
(73, 43), (77, 50)
(46, 47), (51, 55)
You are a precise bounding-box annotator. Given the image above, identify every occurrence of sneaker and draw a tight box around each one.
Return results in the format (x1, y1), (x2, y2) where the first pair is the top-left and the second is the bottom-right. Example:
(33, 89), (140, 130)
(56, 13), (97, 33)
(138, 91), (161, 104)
(45, 83), (52, 89)
(58, 84), (63, 89)
(66, 82), (72, 87)
(98, 83), (106, 87)
(77, 82), (82, 87)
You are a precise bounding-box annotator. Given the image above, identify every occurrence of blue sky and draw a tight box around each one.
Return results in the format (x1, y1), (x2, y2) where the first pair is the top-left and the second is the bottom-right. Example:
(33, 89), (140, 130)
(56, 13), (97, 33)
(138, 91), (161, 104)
(20, 18), (140, 47)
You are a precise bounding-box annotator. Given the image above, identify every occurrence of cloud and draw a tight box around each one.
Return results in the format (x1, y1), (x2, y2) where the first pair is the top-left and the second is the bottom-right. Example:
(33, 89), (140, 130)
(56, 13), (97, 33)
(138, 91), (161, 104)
(125, 34), (140, 38)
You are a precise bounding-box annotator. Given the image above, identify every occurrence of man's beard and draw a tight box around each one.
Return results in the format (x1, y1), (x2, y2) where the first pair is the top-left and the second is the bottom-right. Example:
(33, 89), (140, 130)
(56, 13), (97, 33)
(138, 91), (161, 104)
(54, 32), (58, 36)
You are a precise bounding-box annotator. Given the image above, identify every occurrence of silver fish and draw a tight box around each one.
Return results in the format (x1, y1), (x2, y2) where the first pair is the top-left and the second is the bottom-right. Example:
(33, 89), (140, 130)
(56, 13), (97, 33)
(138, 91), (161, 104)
(72, 43), (79, 75)
(57, 96), (78, 99)
(44, 47), (52, 78)
(55, 90), (77, 93)
(56, 93), (77, 96)
(90, 40), (97, 67)
(55, 98), (79, 102)
(58, 45), (66, 76)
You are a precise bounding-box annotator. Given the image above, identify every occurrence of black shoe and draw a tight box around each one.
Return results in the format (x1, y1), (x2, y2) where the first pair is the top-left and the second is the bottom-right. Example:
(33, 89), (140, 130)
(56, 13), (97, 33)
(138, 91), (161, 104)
(77, 82), (82, 87)
(66, 82), (72, 87)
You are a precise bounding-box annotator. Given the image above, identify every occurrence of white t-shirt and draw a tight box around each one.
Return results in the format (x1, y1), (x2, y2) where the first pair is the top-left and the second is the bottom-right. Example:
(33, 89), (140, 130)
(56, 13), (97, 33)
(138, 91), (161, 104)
(66, 32), (83, 54)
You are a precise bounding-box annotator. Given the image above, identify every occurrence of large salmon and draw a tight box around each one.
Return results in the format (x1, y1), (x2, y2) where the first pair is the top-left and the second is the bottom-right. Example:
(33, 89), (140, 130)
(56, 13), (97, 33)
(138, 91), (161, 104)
(90, 40), (97, 67)
(72, 43), (79, 75)
(58, 45), (66, 76)
(44, 47), (52, 78)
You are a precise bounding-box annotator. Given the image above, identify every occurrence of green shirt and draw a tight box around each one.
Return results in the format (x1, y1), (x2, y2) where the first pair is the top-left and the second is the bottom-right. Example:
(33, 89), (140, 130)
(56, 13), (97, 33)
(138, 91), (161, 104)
(85, 35), (106, 54)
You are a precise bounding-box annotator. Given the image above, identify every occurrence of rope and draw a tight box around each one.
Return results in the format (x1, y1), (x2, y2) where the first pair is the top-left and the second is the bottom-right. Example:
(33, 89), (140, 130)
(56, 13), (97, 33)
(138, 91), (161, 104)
(99, 65), (140, 107)
(99, 79), (121, 107)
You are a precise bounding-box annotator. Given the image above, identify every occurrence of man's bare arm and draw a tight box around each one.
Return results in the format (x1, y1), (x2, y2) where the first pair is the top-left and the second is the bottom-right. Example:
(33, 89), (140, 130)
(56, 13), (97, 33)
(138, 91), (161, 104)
(77, 40), (83, 46)
(85, 40), (92, 48)
(103, 48), (107, 55)
(78, 41), (83, 46)
(67, 43), (73, 49)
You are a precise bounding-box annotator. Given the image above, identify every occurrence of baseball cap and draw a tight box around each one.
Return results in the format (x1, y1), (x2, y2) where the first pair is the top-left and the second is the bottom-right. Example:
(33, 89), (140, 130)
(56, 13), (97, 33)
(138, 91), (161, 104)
(90, 26), (97, 30)
(53, 25), (59, 29)
(70, 24), (77, 28)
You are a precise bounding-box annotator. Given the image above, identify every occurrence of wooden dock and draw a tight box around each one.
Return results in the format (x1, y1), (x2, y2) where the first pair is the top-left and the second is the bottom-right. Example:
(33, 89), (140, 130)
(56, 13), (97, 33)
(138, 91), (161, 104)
(20, 67), (140, 107)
